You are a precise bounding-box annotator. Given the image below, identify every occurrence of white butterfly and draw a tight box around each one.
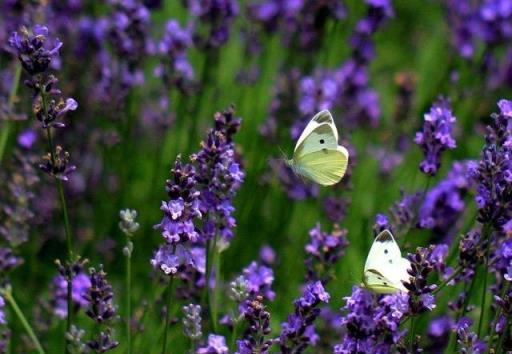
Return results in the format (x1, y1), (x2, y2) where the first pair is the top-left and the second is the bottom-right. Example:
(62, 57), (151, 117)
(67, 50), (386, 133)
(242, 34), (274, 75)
(287, 110), (349, 186)
(362, 230), (411, 294)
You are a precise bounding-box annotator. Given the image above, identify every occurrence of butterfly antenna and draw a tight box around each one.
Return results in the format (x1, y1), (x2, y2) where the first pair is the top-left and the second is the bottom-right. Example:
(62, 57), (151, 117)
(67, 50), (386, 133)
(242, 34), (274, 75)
(277, 145), (288, 161)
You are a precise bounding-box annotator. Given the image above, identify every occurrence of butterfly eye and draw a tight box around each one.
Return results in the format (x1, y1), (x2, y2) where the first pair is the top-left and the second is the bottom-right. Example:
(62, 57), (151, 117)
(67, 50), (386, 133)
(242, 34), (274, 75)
(319, 139), (325, 144)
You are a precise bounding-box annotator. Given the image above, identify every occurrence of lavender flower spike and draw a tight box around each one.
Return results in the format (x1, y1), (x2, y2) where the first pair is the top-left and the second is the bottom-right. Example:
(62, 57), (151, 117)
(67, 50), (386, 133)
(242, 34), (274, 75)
(415, 97), (457, 175)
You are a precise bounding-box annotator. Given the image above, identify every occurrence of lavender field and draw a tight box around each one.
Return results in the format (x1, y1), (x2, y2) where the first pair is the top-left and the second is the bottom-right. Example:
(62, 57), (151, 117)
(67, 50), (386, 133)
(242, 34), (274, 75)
(1, 0), (512, 353)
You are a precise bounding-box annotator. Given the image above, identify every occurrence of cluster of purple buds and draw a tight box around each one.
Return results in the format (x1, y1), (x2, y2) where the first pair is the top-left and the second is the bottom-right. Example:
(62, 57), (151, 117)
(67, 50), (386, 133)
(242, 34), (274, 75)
(414, 97), (457, 176)
(418, 161), (473, 242)
(304, 224), (348, 283)
(84, 265), (118, 352)
(157, 20), (194, 90)
(236, 295), (272, 354)
(8, 25), (77, 181)
(470, 99), (512, 230)
(456, 317), (486, 353)
(192, 106), (244, 243)
(457, 230), (484, 282)
(184, 0), (239, 49)
(404, 247), (438, 315)
(279, 281), (330, 353)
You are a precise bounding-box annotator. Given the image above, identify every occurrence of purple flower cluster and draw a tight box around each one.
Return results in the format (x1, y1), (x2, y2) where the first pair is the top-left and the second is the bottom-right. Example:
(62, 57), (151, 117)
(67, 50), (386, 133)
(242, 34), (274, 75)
(151, 157), (202, 276)
(84, 265), (118, 352)
(405, 247), (438, 315)
(51, 271), (90, 319)
(414, 98), (457, 176)
(184, 0), (239, 49)
(304, 224), (349, 283)
(197, 334), (229, 354)
(470, 99), (512, 230)
(9, 25), (77, 180)
(334, 286), (409, 353)
(156, 20), (194, 91)
(192, 106), (244, 243)
(418, 161), (473, 241)
(279, 281), (330, 353)
(247, 0), (347, 50)
(235, 295), (272, 354)
(242, 261), (275, 301)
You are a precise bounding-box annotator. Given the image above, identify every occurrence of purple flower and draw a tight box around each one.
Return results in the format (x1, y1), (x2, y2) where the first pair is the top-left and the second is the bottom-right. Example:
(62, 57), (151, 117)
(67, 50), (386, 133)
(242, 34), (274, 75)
(51, 272), (91, 318)
(8, 25), (62, 75)
(184, 0), (239, 49)
(242, 261), (275, 301)
(259, 245), (276, 265)
(414, 98), (457, 175)
(84, 266), (116, 324)
(192, 106), (245, 243)
(197, 334), (229, 354)
(404, 247), (438, 314)
(182, 304), (202, 340)
(427, 316), (453, 352)
(334, 286), (409, 353)
(151, 157), (202, 275)
(471, 99), (512, 230)
(304, 224), (349, 283)
(373, 213), (391, 235)
(17, 129), (37, 149)
(456, 317), (486, 353)
(236, 296), (272, 354)
(279, 281), (330, 353)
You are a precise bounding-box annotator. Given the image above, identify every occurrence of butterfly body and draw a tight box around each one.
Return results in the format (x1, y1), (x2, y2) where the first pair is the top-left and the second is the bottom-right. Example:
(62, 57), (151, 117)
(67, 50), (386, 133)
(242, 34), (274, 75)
(288, 110), (349, 186)
(362, 230), (411, 294)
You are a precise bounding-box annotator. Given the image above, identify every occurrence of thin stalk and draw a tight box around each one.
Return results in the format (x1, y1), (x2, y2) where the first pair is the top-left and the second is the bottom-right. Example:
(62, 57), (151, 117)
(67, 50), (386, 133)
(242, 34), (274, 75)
(409, 316), (416, 350)
(42, 93), (74, 352)
(211, 241), (221, 333)
(477, 225), (492, 337)
(2, 288), (46, 354)
(202, 239), (212, 314)
(0, 63), (22, 165)
(432, 267), (462, 295)
(126, 243), (132, 354)
(161, 276), (175, 354)
(208, 235), (219, 333)
(495, 317), (510, 354)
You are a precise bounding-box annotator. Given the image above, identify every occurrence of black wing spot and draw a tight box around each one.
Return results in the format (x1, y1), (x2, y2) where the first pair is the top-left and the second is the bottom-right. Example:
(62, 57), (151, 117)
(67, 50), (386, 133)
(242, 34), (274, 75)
(389, 259), (393, 264)
(319, 139), (325, 144)
(383, 282), (388, 286)
(378, 277), (382, 280)
(322, 148), (328, 154)
(384, 249), (388, 254)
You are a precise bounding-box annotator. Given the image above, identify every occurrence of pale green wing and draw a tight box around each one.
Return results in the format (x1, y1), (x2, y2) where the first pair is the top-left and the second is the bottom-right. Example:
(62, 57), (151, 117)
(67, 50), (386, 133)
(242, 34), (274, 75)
(363, 230), (409, 293)
(363, 269), (403, 294)
(293, 148), (348, 186)
(294, 123), (338, 156)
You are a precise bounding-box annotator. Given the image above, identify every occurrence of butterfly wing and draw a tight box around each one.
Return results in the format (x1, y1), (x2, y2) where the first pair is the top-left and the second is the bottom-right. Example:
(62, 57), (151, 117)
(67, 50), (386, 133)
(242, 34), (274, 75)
(363, 230), (409, 293)
(294, 110), (338, 154)
(293, 147), (349, 186)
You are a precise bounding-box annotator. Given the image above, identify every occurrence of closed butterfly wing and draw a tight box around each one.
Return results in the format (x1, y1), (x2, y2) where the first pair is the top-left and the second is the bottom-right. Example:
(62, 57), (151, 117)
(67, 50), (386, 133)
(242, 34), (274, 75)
(293, 147), (349, 186)
(363, 230), (409, 293)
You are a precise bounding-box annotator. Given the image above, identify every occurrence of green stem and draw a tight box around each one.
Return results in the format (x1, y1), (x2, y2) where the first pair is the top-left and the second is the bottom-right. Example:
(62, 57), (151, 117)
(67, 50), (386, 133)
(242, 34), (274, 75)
(432, 267), (462, 295)
(409, 316), (416, 350)
(161, 277), (175, 354)
(126, 242), (132, 354)
(495, 317), (510, 354)
(477, 226), (492, 337)
(42, 93), (74, 353)
(2, 288), (46, 354)
(0, 63), (22, 165)
(211, 240), (221, 333)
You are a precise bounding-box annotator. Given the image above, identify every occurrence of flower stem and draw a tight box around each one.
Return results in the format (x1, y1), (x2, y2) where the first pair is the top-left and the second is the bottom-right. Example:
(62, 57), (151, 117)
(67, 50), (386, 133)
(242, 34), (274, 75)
(477, 225), (492, 338)
(2, 287), (46, 354)
(0, 63), (22, 165)
(432, 267), (462, 295)
(408, 316), (416, 350)
(126, 242), (132, 354)
(161, 277), (175, 354)
(211, 238), (221, 333)
(42, 93), (74, 353)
